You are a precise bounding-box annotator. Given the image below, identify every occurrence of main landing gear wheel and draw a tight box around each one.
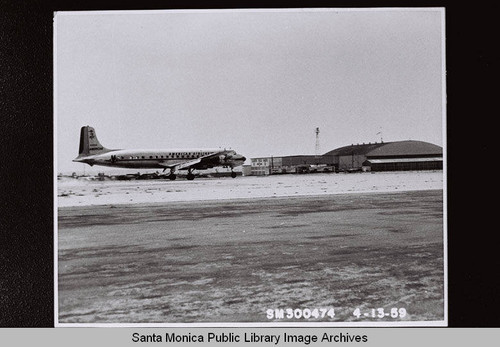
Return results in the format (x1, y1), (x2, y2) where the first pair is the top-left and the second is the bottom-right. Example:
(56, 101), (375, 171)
(168, 174), (177, 181)
(186, 168), (195, 180)
(231, 171), (237, 178)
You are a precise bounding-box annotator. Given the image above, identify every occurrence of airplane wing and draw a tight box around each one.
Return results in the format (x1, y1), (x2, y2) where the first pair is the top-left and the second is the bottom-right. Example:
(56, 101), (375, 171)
(157, 158), (201, 170)
(158, 150), (231, 170)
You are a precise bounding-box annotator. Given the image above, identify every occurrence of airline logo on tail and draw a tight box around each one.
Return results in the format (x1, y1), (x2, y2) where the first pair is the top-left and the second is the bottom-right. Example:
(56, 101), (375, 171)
(73, 126), (246, 180)
(76, 126), (110, 158)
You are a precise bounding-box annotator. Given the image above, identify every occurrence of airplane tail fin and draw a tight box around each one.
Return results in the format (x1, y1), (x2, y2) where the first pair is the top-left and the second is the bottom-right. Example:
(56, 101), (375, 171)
(75, 126), (111, 158)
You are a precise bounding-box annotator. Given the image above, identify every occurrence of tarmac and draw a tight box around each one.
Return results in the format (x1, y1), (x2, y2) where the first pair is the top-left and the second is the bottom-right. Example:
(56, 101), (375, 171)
(57, 170), (444, 207)
(57, 172), (445, 324)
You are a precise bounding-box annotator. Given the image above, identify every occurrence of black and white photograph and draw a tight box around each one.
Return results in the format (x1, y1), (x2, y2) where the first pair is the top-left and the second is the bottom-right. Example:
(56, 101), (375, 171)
(54, 8), (446, 326)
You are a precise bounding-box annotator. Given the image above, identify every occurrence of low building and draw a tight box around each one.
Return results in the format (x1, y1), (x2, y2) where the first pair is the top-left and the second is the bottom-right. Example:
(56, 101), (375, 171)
(250, 157), (271, 176)
(242, 165), (252, 176)
(251, 155), (335, 175)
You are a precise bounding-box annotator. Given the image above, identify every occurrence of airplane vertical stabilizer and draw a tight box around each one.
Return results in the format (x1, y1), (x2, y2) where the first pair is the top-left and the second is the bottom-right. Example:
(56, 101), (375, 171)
(76, 126), (111, 158)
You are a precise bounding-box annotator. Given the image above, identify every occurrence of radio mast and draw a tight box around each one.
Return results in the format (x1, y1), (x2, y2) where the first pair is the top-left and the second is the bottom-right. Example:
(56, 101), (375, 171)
(315, 127), (320, 157)
(377, 127), (383, 143)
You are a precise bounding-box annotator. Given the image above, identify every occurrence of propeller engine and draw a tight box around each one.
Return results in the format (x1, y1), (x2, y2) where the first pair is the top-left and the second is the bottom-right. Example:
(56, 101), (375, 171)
(218, 154), (227, 163)
(218, 152), (235, 164)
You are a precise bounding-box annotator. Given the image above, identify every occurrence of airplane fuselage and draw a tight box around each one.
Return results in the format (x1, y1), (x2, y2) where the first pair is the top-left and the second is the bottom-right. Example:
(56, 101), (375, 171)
(75, 148), (245, 170)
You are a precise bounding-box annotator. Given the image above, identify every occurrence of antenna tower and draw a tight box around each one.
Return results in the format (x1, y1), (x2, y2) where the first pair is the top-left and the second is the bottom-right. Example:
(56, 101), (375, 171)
(376, 128), (383, 143)
(315, 127), (320, 157)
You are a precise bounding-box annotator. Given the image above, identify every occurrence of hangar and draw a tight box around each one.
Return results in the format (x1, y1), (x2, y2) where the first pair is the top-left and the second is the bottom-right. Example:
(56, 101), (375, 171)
(324, 140), (443, 172)
(250, 140), (442, 175)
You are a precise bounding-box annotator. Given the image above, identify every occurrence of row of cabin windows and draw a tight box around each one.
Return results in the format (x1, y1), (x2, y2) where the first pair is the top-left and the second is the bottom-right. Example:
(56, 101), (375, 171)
(117, 152), (213, 160)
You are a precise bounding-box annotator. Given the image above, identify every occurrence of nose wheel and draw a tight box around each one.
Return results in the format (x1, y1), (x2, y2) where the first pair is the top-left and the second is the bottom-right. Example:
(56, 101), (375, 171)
(231, 171), (237, 178)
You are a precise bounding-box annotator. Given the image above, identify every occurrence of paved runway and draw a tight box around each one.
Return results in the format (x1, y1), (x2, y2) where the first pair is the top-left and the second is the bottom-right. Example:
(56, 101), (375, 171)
(57, 189), (444, 324)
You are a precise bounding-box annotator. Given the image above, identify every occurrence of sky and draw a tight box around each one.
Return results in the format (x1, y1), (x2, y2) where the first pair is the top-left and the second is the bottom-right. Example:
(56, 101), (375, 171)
(55, 8), (445, 174)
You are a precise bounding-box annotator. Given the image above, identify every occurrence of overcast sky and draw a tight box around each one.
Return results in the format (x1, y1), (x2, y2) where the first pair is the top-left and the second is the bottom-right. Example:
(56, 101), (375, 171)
(55, 8), (445, 174)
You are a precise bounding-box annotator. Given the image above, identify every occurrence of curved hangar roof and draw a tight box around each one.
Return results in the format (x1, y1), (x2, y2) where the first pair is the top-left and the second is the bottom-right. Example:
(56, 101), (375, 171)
(323, 140), (442, 158)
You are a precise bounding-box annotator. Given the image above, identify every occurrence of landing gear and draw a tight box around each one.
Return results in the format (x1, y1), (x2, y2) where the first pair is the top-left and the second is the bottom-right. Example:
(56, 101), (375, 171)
(187, 169), (195, 180)
(164, 167), (178, 180)
(231, 171), (237, 178)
